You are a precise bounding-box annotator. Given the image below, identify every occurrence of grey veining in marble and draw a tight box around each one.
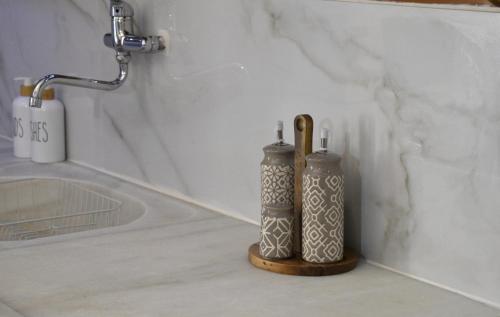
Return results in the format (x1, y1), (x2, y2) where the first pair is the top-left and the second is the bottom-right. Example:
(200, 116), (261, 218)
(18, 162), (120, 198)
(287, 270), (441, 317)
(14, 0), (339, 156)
(1, 0), (500, 307)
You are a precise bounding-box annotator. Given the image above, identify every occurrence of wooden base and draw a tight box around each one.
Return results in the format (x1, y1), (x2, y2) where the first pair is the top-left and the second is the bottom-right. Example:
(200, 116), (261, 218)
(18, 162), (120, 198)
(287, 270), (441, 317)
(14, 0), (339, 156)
(248, 243), (360, 276)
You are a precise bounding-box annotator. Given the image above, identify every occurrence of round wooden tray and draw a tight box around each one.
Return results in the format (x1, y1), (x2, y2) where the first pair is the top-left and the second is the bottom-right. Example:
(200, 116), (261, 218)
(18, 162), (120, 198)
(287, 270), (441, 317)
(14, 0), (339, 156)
(248, 243), (359, 276)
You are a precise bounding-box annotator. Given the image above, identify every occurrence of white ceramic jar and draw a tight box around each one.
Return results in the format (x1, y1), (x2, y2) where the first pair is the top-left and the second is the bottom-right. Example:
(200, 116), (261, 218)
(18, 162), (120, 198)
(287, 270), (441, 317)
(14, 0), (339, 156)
(30, 87), (65, 163)
(12, 77), (34, 158)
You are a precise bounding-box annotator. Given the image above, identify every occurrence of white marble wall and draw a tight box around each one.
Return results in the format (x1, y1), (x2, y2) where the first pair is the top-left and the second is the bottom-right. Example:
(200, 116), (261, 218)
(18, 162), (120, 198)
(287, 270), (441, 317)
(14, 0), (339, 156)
(1, 0), (500, 307)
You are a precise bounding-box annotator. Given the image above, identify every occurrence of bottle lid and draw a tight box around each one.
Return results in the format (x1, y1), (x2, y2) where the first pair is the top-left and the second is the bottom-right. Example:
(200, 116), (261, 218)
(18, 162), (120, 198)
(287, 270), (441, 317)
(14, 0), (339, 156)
(14, 77), (34, 97)
(42, 86), (55, 100)
(320, 128), (329, 152)
(263, 120), (294, 154)
(275, 120), (284, 144)
(305, 128), (341, 165)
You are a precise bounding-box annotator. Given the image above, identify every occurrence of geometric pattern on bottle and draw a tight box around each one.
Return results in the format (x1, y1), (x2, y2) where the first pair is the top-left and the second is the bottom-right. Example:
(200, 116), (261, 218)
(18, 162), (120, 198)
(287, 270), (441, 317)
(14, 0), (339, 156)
(259, 212), (294, 259)
(261, 164), (294, 206)
(302, 174), (344, 263)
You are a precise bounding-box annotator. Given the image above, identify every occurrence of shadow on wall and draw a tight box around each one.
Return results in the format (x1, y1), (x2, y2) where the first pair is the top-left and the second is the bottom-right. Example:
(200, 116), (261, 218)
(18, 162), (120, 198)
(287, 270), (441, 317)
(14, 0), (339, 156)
(0, 54), (14, 137)
(343, 121), (362, 253)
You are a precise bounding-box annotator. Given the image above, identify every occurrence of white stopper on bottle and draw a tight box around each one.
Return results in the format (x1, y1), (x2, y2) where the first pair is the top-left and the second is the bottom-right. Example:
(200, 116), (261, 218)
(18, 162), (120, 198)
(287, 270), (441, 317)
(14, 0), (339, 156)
(320, 128), (329, 151)
(276, 120), (284, 144)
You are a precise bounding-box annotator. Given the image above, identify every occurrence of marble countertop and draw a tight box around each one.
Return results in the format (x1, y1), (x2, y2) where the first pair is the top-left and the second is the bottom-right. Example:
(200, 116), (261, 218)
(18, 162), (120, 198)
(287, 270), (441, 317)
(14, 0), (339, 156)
(0, 139), (498, 317)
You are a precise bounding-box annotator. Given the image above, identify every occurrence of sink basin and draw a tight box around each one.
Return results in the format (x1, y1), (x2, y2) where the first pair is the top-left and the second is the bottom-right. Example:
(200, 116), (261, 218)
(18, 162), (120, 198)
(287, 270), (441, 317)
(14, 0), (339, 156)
(0, 178), (145, 240)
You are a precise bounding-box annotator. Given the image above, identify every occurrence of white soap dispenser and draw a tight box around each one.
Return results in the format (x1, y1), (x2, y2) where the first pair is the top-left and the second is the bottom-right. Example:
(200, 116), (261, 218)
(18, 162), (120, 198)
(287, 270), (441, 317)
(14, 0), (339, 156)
(30, 86), (66, 163)
(12, 77), (35, 158)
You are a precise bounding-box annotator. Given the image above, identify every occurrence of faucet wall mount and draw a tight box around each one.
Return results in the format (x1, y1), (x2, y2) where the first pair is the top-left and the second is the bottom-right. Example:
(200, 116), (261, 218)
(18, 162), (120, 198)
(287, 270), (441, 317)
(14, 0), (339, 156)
(29, 0), (165, 108)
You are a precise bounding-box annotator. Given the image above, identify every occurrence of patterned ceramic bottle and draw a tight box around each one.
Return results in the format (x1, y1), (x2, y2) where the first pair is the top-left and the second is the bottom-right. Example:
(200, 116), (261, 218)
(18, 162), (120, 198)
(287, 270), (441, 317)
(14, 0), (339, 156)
(302, 128), (344, 263)
(259, 121), (294, 259)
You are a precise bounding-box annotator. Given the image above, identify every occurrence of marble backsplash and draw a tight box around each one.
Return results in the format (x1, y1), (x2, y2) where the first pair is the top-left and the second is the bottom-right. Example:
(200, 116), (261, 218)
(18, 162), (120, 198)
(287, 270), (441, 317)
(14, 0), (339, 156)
(1, 0), (499, 307)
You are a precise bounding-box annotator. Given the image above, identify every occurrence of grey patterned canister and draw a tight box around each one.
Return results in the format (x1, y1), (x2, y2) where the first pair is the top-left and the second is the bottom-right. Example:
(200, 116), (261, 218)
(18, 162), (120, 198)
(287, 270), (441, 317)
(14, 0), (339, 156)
(302, 128), (344, 263)
(259, 121), (294, 259)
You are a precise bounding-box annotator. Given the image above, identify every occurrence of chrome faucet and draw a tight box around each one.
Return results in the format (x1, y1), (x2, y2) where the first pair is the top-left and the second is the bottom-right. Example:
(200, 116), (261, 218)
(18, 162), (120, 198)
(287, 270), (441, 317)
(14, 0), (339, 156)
(29, 0), (165, 108)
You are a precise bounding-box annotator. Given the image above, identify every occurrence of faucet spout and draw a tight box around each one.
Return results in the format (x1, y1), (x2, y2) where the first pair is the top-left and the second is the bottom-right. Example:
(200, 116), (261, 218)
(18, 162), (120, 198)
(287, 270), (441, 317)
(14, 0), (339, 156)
(30, 54), (129, 108)
(29, 0), (165, 108)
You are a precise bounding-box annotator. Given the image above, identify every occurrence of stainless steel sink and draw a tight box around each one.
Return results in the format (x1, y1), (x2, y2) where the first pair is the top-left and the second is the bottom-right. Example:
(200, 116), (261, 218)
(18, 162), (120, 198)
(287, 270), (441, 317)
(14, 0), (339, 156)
(0, 178), (145, 240)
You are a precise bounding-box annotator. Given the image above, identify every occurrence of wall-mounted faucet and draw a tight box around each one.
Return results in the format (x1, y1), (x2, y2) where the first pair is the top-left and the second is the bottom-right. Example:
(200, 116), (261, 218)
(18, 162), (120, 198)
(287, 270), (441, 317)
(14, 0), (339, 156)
(29, 0), (165, 108)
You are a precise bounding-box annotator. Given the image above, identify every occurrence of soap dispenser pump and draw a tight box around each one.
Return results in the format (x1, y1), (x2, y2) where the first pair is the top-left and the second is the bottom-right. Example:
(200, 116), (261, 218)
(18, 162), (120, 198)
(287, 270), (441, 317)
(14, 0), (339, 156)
(30, 86), (65, 163)
(12, 77), (35, 158)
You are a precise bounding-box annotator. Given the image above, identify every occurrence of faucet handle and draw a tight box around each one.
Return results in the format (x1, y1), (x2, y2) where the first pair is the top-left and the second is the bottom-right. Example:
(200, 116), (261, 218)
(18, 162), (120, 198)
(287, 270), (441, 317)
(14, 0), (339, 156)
(110, 0), (134, 17)
(105, 0), (166, 53)
(104, 33), (165, 52)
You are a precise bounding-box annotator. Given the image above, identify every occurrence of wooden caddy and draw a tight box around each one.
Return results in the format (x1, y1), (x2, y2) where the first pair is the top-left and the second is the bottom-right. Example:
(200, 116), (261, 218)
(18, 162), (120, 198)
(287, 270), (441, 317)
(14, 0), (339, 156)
(248, 114), (359, 276)
(248, 244), (359, 276)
